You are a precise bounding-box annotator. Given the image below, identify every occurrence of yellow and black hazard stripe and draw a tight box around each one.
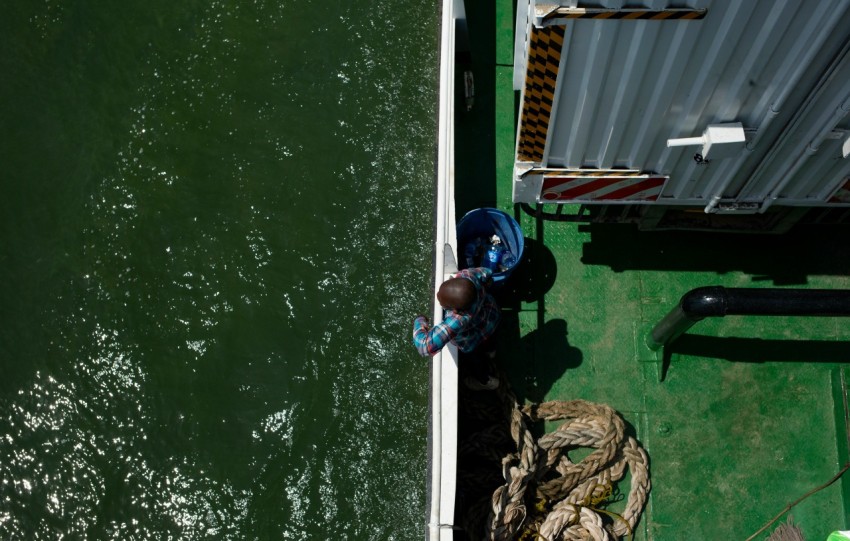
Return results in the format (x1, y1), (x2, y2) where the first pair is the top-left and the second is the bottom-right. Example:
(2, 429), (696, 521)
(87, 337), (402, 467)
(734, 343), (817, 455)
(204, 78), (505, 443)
(517, 25), (565, 163)
(542, 8), (706, 22)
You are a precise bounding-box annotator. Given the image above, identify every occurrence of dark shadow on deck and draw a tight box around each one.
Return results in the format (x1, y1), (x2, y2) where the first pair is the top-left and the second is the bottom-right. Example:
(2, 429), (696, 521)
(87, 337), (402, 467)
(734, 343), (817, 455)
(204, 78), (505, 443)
(453, 0), (497, 215)
(517, 318), (582, 404)
(494, 237), (557, 303)
(580, 223), (850, 285)
(493, 217), (582, 404)
(668, 335), (850, 364)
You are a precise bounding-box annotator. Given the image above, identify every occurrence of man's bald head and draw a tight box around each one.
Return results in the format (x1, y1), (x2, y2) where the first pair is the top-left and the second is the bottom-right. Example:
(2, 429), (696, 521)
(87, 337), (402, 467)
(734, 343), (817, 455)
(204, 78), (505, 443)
(437, 277), (475, 311)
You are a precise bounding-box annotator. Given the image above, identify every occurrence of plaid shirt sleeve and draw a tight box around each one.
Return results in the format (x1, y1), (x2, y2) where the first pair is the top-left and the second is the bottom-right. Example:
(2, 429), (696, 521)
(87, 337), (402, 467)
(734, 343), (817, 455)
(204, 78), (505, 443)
(412, 315), (463, 357)
(456, 267), (493, 289)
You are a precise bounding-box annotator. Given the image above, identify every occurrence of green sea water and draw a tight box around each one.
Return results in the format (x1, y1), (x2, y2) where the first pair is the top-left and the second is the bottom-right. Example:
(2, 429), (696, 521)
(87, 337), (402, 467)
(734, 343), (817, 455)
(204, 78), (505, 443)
(0, 1), (438, 539)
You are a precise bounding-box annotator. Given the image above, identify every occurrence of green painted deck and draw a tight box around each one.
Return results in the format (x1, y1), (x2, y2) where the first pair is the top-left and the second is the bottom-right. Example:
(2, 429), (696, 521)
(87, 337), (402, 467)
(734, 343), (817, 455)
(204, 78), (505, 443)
(454, 0), (850, 538)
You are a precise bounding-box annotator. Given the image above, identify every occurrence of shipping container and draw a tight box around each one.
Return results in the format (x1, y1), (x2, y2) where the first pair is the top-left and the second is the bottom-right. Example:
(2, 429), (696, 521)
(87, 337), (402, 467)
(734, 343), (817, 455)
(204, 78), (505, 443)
(512, 0), (850, 231)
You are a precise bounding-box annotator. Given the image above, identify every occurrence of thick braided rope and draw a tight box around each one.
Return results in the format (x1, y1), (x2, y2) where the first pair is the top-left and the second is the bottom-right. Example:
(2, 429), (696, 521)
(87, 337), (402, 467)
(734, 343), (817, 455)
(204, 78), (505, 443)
(485, 397), (650, 541)
(538, 443), (650, 541)
(567, 507), (612, 541)
(528, 401), (625, 501)
(486, 395), (539, 540)
(610, 437), (651, 538)
(543, 505), (612, 541)
(539, 467), (622, 539)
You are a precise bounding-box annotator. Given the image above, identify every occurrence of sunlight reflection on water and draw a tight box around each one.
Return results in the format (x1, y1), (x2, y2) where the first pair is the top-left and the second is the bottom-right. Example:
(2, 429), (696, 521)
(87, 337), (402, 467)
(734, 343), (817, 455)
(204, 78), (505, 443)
(0, 0), (438, 539)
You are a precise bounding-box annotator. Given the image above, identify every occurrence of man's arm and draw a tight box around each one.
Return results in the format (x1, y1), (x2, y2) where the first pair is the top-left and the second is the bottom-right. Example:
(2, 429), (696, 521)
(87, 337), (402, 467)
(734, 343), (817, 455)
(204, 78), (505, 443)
(457, 267), (493, 289)
(412, 315), (460, 356)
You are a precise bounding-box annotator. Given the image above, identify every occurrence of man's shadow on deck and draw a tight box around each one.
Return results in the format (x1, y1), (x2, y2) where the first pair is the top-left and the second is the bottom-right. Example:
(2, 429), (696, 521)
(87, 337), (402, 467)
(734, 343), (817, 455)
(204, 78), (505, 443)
(502, 317), (582, 404)
(493, 236), (583, 404)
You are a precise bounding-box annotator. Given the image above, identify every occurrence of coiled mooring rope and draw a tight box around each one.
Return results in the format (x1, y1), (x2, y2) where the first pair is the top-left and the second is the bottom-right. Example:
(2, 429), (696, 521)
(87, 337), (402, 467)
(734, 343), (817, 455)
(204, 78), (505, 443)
(458, 380), (650, 541)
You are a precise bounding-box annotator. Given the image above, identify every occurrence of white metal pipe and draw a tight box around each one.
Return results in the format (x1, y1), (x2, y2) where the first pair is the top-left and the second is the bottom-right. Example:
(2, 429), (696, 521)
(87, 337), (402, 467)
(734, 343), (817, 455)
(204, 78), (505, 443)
(667, 136), (705, 148)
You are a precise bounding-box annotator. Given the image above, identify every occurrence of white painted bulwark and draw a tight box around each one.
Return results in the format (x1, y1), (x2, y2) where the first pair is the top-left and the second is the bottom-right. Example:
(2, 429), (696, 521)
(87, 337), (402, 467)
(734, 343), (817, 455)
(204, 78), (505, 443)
(428, 0), (462, 539)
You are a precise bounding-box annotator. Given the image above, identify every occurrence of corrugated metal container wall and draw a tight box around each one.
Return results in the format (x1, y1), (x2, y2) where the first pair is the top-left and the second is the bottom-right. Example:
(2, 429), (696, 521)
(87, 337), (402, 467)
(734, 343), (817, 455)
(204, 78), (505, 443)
(514, 0), (850, 216)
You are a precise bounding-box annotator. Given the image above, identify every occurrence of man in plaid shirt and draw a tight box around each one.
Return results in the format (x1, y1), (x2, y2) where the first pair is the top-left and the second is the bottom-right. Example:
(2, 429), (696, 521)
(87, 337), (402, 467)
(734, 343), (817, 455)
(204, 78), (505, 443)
(412, 267), (500, 390)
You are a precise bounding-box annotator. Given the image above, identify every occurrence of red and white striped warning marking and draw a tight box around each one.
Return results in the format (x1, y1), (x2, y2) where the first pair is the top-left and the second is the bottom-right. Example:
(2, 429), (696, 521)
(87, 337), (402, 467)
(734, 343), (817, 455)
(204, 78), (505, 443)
(540, 175), (667, 202)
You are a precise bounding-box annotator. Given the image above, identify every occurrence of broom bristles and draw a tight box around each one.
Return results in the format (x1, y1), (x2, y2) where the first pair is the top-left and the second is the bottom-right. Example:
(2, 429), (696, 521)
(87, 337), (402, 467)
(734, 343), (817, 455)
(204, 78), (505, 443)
(766, 516), (805, 541)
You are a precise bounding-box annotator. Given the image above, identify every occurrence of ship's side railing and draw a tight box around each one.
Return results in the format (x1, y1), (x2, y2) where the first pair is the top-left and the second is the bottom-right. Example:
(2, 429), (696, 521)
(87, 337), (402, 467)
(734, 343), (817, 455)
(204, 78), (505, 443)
(427, 0), (465, 539)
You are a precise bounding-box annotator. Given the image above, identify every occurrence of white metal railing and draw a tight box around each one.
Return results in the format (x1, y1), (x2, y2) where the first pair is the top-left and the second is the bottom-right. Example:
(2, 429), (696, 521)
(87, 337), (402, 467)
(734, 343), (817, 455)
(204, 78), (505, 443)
(427, 0), (463, 539)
